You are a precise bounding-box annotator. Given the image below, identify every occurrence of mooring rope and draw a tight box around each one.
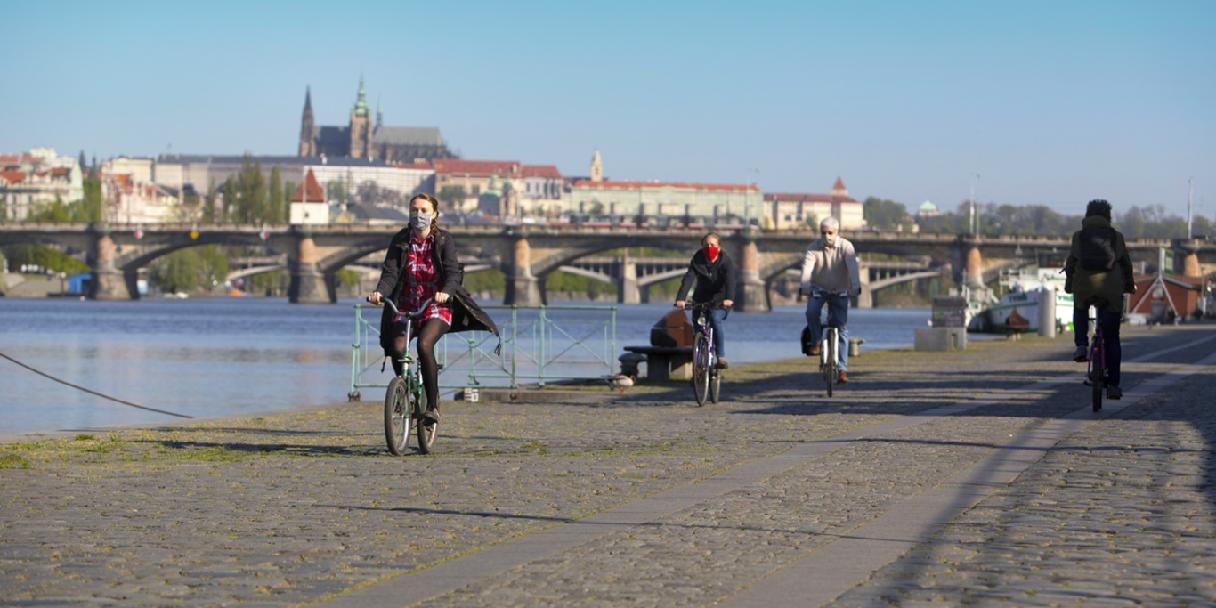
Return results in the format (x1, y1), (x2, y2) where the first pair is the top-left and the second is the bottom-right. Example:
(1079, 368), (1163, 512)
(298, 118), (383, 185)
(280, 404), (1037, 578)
(0, 351), (193, 419)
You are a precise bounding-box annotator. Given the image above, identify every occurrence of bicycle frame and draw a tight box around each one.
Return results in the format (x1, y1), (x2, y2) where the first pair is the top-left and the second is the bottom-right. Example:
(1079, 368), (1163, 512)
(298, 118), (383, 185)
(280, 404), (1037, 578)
(689, 305), (713, 366)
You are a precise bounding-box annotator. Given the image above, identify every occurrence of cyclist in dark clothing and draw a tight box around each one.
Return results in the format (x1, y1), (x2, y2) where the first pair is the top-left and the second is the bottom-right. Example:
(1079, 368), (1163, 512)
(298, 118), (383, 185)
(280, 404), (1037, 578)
(1064, 199), (1136, 399)
(675, 232), (736, 368)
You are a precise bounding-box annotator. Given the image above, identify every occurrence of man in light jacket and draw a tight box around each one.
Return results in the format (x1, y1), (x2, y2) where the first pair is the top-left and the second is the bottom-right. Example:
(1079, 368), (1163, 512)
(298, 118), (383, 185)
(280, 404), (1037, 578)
(799, 217), (861, 382)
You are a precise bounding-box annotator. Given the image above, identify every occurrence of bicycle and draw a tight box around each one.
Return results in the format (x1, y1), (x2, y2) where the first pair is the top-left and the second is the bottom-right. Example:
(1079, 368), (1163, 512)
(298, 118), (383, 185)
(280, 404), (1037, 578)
(807, 288), (846, 397)
(687, 301), (727, 406)
(820, 325), (841, 398)
(379, 296), (438, 455)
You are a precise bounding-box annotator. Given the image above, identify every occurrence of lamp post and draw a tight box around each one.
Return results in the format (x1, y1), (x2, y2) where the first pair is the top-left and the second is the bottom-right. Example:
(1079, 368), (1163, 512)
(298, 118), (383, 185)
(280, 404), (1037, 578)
(969, 172), (981, 236)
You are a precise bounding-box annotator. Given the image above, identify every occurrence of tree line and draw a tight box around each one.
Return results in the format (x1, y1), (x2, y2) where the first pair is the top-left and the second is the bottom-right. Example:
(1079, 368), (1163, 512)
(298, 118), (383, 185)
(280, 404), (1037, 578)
(863, 197), (1215, 240)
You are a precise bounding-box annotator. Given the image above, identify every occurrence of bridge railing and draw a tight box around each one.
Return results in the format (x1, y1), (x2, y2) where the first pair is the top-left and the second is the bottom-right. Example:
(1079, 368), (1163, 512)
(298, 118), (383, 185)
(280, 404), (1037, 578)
(348, 303), (618, 400)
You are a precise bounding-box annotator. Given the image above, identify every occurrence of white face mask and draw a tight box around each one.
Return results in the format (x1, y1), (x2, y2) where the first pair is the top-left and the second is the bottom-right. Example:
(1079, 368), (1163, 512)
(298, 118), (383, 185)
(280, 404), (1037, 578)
(411, 211), (433, 230)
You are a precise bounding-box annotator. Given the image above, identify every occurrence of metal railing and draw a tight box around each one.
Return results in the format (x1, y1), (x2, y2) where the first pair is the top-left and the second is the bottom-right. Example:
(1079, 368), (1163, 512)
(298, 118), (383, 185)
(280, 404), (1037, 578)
(348, 303), (618, 400)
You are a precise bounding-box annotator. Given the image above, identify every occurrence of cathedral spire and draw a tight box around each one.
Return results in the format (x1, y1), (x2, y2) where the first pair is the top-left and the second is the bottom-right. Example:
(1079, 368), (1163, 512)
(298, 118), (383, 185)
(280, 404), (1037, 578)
(376, 95), (383, 130)
(298, 86), (316, 157)
(590, 149), (603, 183)
(352, 76), (370, 117)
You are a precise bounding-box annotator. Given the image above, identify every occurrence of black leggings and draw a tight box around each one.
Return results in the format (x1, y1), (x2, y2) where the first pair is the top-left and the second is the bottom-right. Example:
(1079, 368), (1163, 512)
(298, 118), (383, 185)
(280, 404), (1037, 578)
(389, 319), (449, 411)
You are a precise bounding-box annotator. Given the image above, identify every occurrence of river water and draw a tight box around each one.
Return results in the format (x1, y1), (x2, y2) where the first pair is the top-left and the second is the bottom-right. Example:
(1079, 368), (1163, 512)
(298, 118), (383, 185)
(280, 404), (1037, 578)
(0, 297), (936, 435)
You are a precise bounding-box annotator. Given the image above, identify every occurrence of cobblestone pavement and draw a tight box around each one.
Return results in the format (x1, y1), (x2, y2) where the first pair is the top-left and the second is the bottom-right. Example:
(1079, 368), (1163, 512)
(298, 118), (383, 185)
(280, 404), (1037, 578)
(2, 324), (1214, 606)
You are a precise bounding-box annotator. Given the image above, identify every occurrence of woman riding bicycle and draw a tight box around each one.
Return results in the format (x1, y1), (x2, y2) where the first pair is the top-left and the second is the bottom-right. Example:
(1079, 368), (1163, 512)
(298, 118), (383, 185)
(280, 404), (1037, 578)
(1064, 199), (1135, 400)
(675, 232), (736, 369)
(367, 193), (498, 424)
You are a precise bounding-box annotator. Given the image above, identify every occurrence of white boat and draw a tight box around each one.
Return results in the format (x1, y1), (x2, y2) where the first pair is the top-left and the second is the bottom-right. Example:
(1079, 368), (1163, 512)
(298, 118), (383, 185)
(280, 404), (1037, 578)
(967, 267), (1074, 333)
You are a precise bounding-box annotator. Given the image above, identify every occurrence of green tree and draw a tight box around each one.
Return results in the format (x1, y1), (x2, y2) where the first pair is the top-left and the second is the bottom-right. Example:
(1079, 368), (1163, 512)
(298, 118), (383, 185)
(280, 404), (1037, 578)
(220, 176), (237, 223)
(73, 175), (103, 223)
(3, 244), (88, 273)
(438, 185), (466, 211)
(326, 177), (347, 204)
(149, 245), (228, 293)
(268, 166), (283, 223)
(247, 269), (288, 296)
(862, 197), (910, 229)
(25, 197), (72, 222)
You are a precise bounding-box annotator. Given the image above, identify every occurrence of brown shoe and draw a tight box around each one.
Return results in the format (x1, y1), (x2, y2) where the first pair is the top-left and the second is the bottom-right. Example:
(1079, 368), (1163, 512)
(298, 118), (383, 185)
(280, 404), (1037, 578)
(837, 370), (849, 384)
(809, 343), (821, 357)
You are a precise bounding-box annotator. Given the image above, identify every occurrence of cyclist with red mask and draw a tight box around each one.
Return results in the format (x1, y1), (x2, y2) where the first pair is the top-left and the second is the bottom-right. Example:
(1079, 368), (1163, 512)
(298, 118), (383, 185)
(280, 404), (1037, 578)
(675, 232), (736, 369)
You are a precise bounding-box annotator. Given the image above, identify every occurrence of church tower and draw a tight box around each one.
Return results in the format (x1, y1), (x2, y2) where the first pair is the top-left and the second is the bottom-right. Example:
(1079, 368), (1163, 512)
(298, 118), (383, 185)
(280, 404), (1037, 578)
(348, 78), (372, 159)
(298, 86), (316, 157)
(590, 149), (603, 183)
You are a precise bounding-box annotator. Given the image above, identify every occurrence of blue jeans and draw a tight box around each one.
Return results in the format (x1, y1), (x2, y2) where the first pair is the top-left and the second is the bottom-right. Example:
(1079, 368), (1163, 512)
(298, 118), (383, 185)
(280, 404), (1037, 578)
(807, 292), (849, 370)
(693, 308), (727, 359)
(1074, 303), (1122, 387)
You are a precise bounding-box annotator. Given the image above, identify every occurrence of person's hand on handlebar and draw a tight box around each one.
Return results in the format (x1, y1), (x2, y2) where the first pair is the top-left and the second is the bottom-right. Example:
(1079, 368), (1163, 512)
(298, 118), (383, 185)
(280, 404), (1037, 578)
(674, 300), (686, 310)
(367, 291), (383, 305)
(435, 291), (450, 304)
(722, 299), (734, 310)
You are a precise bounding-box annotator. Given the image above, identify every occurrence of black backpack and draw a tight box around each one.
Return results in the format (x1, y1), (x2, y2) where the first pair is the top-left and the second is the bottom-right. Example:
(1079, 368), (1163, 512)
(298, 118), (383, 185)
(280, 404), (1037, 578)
(1077, 226), (1118, 272)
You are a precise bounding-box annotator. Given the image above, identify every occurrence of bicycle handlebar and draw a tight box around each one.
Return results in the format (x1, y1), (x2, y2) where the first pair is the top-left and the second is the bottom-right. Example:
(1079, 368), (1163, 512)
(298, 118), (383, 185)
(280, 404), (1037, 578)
(683, 301), (731, 320)
(378, 297), (434, 319)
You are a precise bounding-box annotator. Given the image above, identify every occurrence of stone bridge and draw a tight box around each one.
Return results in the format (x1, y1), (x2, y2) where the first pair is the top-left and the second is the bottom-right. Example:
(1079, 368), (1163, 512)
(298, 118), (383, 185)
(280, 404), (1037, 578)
(1, 223), (1207, 312)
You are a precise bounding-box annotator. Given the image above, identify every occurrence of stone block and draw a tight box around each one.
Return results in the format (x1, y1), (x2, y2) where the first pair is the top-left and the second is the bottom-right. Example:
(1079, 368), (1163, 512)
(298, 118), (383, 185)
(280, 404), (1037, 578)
(914, 327), (967, 352)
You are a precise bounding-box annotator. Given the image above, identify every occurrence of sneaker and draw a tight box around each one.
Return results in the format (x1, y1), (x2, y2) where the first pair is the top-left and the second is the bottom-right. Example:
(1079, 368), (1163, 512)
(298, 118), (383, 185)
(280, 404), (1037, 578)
(420, 407), (439, 424)
(809, 343), (822, 357)
(837, 370), (849, 384)
(1072, 346), (1088, 362)
(1106, 386), (1122, 400)
(715, 357), (729, 369)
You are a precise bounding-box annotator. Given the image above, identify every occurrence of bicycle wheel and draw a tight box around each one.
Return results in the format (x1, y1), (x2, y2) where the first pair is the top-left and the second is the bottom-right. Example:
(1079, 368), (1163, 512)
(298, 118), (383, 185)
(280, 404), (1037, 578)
(415, 372), (440, 454)
(823, 333), (835, 398)
(691, 334), (711, 407)
(1090, 355), (1104, 412)
(384, 376), (411, 456)
(709, 369), (721, 403)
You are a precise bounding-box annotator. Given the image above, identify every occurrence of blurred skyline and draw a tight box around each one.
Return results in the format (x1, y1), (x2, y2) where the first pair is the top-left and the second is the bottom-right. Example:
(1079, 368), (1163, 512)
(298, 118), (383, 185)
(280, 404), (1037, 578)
(2, 0), (1212, 217)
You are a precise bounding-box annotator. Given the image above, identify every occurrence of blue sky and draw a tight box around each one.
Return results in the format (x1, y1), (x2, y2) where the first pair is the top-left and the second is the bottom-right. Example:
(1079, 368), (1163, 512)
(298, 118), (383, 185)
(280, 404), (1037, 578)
(2, 0), (1212, 217)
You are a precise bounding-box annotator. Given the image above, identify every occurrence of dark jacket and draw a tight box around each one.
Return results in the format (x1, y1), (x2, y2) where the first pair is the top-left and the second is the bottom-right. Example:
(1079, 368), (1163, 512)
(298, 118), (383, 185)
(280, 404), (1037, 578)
(374, 226), (498, 350)
(675, 249), (737, 306)
(1064, 215), (1135, 312)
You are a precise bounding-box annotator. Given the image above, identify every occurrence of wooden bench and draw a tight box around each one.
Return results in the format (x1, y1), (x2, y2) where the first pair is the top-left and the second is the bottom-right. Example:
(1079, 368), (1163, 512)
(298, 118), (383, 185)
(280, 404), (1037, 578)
(621, 345), (694, 381)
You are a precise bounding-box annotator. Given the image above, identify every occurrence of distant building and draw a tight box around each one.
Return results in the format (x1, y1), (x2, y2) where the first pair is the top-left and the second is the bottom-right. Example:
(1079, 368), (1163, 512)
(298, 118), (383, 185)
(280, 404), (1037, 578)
(297, 80), (454, 163)
(289, 169), (328, 224)
(562, 151), (761, 222)
(917, 200), (941, 217)
(100, 171), (184, 223)
(102, 156), (154, 184)
(0, 148), (83, 221)
(155, 154), (434, 209)
(763, 178), (864, 231)
(429, 159), (563, 217)
(567, 180), (762, 222)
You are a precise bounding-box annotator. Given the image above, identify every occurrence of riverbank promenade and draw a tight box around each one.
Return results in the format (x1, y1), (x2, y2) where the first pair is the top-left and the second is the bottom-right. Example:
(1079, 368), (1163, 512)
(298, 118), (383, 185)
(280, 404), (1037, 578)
(3, 323), (1215, 606)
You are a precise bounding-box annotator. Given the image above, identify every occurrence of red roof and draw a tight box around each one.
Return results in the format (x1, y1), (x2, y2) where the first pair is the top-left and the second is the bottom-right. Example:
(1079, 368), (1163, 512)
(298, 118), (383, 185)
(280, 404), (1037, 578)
(520, 164), (561, 179)
(832, 176), (847, 191)
(50, 166), (70, 177)
(572, 180), (758, 192)
(0, 169), (25, 185)
(0, 154), (36, 164)
(292, 169), (325, 203)
(431, 159), (521, 177)
(764, 192), (859, 204)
